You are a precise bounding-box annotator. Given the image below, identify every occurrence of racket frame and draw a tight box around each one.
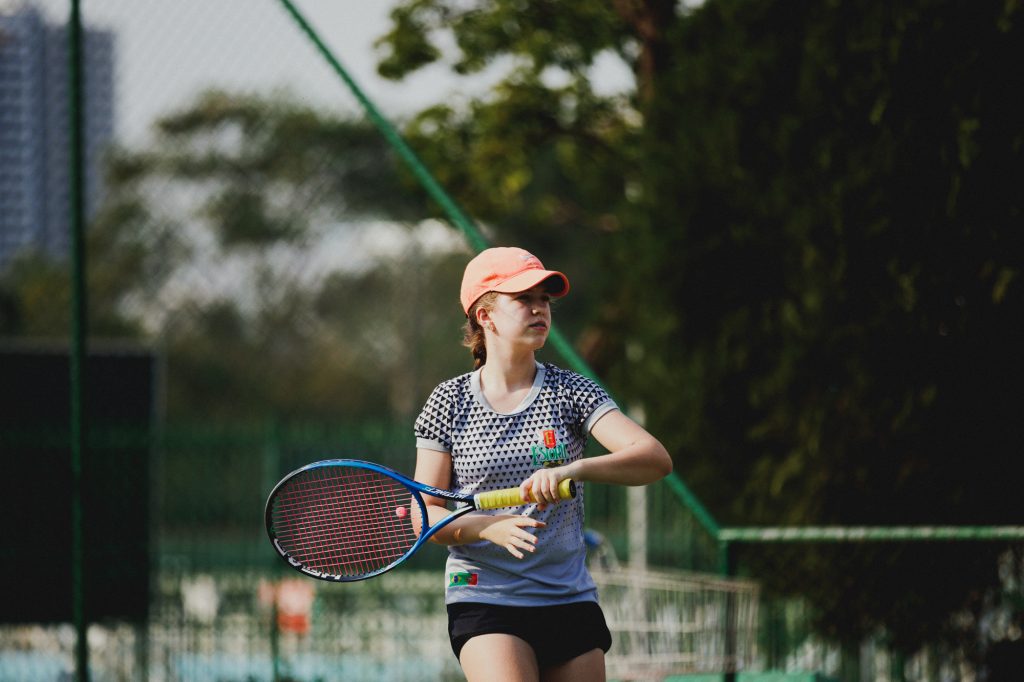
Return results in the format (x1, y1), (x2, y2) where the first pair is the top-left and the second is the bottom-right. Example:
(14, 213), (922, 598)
(265, 458), (569, 582)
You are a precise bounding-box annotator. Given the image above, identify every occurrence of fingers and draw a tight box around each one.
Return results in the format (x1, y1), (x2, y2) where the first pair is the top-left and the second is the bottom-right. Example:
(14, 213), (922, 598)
(503, 513), (552, 558)
(489, 517), (546, 559)
(519, 480), (542, 510)
(504, 532), (538, 559)
(511, 516), (546, 529)
(522, 472), (566, 507)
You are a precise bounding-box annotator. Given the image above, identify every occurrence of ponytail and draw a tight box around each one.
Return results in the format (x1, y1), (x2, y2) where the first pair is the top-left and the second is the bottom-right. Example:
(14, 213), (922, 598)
(462, 292), (498, 369)
(462, 318), (487, 369)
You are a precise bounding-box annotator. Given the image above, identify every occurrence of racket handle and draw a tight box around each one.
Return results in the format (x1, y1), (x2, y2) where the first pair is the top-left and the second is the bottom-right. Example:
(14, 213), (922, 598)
(474, 479), (576, 510)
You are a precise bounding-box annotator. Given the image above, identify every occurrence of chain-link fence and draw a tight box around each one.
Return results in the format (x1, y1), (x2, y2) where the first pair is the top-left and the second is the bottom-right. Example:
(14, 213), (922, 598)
(4, 410), (1021, 681)
(0, 417), (751, 681)
(719, 530), (1024, 682)
(2, 1), (1022, 681)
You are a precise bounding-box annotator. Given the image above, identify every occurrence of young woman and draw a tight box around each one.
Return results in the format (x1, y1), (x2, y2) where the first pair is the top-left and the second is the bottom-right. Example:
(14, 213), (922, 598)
(414, 246), (672, 682)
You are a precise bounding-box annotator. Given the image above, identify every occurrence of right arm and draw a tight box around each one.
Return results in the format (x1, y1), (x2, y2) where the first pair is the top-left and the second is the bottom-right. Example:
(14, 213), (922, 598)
(414, 448), (546, 559)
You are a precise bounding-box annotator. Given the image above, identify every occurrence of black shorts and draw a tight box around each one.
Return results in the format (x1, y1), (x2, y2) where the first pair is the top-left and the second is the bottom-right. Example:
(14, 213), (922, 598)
(447, 600), (612, 669)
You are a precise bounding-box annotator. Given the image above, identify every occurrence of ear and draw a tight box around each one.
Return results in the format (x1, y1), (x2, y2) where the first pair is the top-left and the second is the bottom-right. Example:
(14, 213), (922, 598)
(476, 306), (498, 332)
(475, 306), (491, 328)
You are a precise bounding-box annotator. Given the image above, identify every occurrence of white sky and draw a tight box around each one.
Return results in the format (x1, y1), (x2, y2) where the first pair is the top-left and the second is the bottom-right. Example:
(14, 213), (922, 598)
(12, 0), (632, 307)
(26, 0), (635, 145)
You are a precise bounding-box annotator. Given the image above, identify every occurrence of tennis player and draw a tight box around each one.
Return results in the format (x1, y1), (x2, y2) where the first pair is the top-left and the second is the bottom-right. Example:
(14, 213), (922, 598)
(414, 246), (672, 681)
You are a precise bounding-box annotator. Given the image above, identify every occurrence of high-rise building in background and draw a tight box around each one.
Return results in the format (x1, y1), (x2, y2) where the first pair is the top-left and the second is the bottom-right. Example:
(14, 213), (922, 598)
(0, 5), (114, 268)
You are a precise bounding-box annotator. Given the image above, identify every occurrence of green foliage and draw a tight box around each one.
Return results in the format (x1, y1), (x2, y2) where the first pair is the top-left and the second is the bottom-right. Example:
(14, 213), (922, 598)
(376, 0), (628, 79)
(635, 0), (1024, 526)
(378, 0), (1023, 654)
(634, 0), (1022, 649)
(0, 254), (72, 336)
(2, 0), (1019, 659)
(0, 90), (470, 421)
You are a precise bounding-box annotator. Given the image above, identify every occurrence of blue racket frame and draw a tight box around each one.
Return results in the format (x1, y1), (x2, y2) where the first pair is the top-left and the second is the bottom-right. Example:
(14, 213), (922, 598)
(265, 459), (478, 582)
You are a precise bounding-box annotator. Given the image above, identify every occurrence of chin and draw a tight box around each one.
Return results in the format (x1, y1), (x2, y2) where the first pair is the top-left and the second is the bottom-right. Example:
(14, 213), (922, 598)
(520, 337), (547, 352)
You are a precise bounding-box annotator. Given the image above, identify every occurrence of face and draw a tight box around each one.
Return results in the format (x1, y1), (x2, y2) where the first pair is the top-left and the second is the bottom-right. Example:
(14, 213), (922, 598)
(477, 285), (552, 348)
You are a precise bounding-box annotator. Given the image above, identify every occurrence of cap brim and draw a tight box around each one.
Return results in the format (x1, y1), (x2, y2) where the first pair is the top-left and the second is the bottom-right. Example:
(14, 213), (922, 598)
(491, 270), (570, 298)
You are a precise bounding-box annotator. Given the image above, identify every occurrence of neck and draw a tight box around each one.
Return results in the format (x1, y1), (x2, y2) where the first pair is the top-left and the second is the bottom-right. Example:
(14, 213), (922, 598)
(480, 348), (537, 392)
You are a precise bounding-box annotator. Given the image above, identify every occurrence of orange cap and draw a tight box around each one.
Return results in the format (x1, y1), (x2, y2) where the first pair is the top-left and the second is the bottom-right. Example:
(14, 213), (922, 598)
(460, 247), (570, 314)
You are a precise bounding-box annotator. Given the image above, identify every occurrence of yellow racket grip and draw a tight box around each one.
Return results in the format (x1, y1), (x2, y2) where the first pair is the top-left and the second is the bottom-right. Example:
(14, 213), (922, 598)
(473, 479), (576, 510)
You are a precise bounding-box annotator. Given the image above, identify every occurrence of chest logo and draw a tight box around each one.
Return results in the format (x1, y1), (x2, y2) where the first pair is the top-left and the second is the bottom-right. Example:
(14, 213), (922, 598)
(532, 429), (567, 468)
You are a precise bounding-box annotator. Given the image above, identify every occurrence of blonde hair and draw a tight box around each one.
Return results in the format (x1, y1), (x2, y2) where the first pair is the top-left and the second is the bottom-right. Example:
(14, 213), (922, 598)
(462, 292), (499, 369)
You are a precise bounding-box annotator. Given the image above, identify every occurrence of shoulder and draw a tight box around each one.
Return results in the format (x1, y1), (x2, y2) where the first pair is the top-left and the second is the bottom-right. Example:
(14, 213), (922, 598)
(541, 363), (617, 429)
(424, 371), (473, 405)
(416, 372), (473, 441)
(541, 363), (607, 393)
(434, 371), (473, 393)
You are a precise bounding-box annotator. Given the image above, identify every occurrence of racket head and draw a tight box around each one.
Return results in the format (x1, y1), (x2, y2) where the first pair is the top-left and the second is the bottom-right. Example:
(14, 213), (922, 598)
(265, 459), (429, 582)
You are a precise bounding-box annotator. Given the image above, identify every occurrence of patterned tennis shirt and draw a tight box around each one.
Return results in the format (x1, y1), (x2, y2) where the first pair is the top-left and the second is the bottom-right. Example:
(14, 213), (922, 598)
(414, 361), (617, 606)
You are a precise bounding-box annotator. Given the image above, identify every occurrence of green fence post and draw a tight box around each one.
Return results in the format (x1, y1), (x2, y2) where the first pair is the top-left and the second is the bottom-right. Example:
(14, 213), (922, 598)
(265, 418), (283, 681)
(270, 596), (282, 682)
(720, 539), (737, 682)
(68, 0), (90, 679)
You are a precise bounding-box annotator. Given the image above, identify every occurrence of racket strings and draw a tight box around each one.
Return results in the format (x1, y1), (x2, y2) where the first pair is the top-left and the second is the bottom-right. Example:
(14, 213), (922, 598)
(270, 467), (422, 578)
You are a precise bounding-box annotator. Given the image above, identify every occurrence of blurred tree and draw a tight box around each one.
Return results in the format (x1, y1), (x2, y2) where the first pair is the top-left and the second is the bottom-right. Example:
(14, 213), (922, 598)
(0, 91), (471, 421)
(375, 0), (654, 341)
(0, 0), (1018, 658)
(376, 0), (1023, 654)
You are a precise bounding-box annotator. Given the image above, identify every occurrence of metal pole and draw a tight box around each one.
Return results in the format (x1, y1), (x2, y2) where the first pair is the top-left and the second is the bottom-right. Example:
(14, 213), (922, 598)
(627, 486), (648, 572)
(720, 540), (736, 682)
(718, 525), (1024, 542)
(68, 0), (90, 679)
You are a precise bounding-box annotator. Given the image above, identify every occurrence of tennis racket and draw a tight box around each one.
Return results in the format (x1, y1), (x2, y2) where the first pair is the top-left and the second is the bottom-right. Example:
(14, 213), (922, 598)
(265, 459), (576, 582)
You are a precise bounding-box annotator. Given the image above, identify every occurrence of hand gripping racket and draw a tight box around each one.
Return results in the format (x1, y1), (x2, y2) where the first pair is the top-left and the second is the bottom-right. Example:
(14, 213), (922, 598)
(265, 459), (576, 582)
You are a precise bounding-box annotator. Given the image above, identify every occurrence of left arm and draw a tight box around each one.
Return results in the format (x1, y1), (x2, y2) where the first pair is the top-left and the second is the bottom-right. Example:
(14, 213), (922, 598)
(521, 409), (672, 505)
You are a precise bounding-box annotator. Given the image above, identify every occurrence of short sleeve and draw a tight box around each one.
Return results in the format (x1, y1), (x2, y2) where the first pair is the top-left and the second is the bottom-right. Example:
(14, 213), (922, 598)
(414, 381), (455, 452)
(562, 369), (618, 434)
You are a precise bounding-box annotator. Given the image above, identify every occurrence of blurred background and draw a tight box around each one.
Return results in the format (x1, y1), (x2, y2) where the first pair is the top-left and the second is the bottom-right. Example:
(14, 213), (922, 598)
(0, 0), (1021, 680)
